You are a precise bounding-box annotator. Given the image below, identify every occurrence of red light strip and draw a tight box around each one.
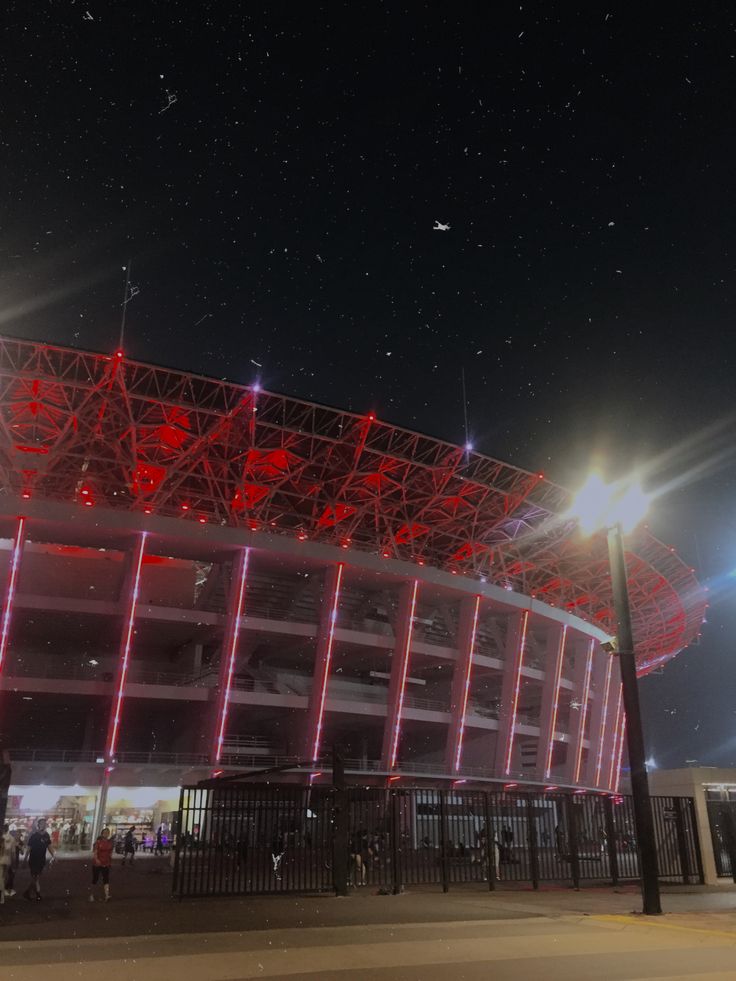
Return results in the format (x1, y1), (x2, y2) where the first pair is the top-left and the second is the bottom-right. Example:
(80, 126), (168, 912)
(106, 532), (147, 762)
(454, 595), (481, 772)
(214, 548), (251, 763)
(0, 516), (25, 676)
(614, 714), (627, 793)
(389, 579), (419, 769)
(573, 639), (595, 784)
(504, 609), (530, 775)
(594, 656), (614, 786)
(544, 625), (568, 780)
(607, 684), (624, 789)
(311, 562), (344, 764)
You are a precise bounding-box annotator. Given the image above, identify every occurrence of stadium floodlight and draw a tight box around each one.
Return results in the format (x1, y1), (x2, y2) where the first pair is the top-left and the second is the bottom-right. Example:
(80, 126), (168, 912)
(570, 473), (649, 535)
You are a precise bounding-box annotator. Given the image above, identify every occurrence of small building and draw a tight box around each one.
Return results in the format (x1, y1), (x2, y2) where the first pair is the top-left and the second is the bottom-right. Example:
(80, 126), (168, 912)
(648, 767), (736, 885)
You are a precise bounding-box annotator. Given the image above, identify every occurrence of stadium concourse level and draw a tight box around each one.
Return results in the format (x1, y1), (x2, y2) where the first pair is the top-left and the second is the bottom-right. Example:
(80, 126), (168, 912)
(0, 336), (706, 804)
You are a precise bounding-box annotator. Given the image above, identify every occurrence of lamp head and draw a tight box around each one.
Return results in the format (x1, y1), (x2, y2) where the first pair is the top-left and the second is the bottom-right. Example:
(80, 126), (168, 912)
(570, 473), (649, 535)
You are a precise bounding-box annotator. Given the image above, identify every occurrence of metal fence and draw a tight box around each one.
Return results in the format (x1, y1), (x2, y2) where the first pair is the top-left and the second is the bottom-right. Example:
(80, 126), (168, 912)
(172, 784), (703, 898)
(706, 800), (736, 879)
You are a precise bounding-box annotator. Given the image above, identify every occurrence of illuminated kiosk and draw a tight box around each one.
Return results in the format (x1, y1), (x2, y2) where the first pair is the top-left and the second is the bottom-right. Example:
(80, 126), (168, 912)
(0, 337), (705, 844)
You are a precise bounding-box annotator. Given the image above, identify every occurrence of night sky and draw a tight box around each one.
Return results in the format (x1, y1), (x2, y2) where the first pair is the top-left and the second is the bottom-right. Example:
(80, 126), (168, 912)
(3, 4), (735, 767)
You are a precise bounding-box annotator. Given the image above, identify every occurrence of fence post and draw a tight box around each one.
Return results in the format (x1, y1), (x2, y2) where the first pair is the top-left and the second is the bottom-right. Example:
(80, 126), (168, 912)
(483, 793), (496, 891)
(526, 797), (540, 890)
(438, 789), (450, 893)
(564, 795), (581, 890)
(604, 795), (619, 887)
(724, 808), (736, 885)
(391, 790), (403, 895)
(332, 746), (349, 896)
(690, 799), (705, 885)
(0, 753), (10, 832)
(673, 797), (692, 885)
(171, 786), (185, 898)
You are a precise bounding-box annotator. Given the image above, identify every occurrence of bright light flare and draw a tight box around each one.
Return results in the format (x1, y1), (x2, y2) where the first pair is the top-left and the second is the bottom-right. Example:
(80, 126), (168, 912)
(570, 473), (650, 535)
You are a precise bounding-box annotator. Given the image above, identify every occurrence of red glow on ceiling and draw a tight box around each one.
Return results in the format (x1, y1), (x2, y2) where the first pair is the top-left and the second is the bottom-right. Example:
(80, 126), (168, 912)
(231, 483), (269, 511)
(317, 503), (357, 528)
(13, 444), (49, 455)
(141, 554), (173, 565)
(451, 542), (490, 563)
(132, 462), (166, 497)
(395, 522), (429, 545)
(246, 447), (297, 477)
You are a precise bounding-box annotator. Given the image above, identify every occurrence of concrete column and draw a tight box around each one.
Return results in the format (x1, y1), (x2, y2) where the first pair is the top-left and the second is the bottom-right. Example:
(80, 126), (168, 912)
(104, 532), (147, 762)
(534, 624), (566, 780)
(209, 548), (250, 764)
(0, 515), (27, 679)
(380, 580), (419, 770)
(562, 637), (595, 785)
(493, 611), (528, 777)
(443, 595), (481, 773)
(583, 649), (615, 787)
(302, 563), (343, 763)
(602, 675), (624, 791)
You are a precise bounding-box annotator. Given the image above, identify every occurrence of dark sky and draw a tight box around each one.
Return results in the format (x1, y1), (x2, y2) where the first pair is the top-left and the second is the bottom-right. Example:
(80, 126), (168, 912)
(3, 3), (736, 767)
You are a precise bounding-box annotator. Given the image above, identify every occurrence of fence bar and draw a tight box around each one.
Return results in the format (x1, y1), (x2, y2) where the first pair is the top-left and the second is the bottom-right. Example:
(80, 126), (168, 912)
(674, 797), (691, 885)
(603, 795), (619, 886)
(526, 797), (540, 890)
(565, 795), (580, 890)
(438, 790), (450, 893)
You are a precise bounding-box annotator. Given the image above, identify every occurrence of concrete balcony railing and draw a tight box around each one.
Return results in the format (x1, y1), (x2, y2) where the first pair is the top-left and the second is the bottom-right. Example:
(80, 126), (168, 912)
(5, 659), (218, 689)
(7, 748), (569, 788)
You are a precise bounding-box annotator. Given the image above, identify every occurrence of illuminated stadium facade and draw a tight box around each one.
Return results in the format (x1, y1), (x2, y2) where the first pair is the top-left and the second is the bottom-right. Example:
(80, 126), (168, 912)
(0, 337), (706, 841)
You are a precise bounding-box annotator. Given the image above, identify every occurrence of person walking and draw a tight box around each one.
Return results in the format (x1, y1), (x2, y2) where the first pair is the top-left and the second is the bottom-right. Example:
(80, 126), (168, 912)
(122, 825), (137, 866)
(24, 818), (55, 901)
(1, 823), (18, 902)
(154, 826), (164, 855)
(89, 827), (114, 902)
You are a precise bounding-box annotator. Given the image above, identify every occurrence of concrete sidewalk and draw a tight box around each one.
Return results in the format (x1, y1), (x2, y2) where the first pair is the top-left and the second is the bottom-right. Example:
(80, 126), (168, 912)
(1, 856), (735, 944)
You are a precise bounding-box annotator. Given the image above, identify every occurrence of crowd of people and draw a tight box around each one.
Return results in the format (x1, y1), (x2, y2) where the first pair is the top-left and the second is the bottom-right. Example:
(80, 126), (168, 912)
(0, 819), (171, 904)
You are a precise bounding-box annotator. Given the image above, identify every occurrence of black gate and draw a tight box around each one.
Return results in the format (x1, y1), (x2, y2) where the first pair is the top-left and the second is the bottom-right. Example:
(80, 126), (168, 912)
(173, 784), (703, 897)
(173, 784), (335, 896)
(706, 799), (736, 879)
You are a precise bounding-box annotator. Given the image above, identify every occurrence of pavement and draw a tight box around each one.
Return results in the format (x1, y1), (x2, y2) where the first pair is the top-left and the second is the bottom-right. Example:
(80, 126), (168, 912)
(1, 856), (736, 978)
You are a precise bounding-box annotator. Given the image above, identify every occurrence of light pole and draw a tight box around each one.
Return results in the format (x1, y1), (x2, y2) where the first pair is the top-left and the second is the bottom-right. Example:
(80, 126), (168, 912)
(571, 475), (662, 916)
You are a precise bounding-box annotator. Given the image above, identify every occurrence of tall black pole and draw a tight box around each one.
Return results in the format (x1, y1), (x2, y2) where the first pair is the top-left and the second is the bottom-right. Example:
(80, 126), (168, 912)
(607, 523), (662, 915)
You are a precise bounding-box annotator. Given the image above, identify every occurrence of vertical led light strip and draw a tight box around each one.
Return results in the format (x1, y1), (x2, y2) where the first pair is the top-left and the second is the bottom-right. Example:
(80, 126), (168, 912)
(311, 562), (344, 764)
(594, 655), (614, 786)
(607, 684), (624, 789)
(614, 714), (627, 793)
(389, 579), (419, 769)
(0, 516), (25, 676)
(106, 532), (147, 762)
(454, 595), (481, 772)
(573, 638), (595, 784)
(214, 548), (251, 763)
(504, 609), (530, 775)
(544, 625), (568, 780)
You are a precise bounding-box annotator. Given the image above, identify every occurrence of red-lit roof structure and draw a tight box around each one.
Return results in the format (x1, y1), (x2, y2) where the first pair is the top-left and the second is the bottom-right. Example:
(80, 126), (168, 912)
(0, 335), (705, 674)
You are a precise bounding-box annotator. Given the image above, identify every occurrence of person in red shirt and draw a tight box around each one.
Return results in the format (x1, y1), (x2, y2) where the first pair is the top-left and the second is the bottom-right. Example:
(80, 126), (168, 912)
(90, 827), (114, 902)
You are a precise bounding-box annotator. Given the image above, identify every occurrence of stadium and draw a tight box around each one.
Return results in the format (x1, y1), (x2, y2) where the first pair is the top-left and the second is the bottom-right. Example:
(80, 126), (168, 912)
(0, 336), (706, 849)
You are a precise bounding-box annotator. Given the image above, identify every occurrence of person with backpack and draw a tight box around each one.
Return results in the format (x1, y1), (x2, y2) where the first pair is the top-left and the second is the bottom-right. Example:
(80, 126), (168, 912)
(122, 825), (137, 866)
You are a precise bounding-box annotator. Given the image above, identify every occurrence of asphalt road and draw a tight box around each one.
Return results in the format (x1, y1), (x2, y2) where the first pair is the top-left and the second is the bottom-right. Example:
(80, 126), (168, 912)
(2, 913), (736, 980)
